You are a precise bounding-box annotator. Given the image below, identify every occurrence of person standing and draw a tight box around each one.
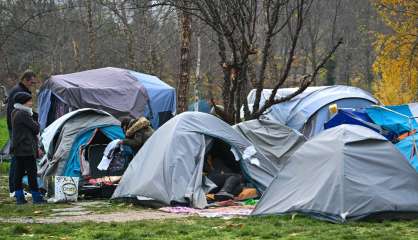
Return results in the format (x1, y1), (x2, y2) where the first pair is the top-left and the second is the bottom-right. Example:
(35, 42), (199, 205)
(5, 70), (37, 196)
(11, 92), (46, 204)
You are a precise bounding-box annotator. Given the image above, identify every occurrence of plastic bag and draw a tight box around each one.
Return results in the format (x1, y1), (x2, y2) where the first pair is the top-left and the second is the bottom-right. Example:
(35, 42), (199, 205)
(54, 176), (79, 202)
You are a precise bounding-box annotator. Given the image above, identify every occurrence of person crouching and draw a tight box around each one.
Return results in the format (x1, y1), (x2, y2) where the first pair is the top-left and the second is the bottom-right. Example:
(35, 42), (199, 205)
(120, 117), (154, 153)
(11, 92), (46, 204)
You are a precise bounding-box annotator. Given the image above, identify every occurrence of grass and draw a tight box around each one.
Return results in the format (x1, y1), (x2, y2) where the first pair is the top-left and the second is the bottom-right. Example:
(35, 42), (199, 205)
(0, 172), (137, 218)
(0, 216), (418, 240)
(0, 117), (9, 149)
(0, 161), (9, 175)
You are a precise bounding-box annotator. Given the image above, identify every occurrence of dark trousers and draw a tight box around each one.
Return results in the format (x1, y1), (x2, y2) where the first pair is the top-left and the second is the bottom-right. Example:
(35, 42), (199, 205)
(8, 156), (16, 193)
(14, 156), (38, 191)
(208, 172), (243, 195)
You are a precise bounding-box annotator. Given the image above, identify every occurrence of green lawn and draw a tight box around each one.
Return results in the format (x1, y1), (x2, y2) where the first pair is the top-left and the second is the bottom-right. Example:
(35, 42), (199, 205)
(1, 215), (418, 240)
(0, 117), (9, 149)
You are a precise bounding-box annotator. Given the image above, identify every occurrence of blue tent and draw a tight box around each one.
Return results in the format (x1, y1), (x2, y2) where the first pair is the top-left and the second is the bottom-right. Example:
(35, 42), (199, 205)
(188, 99), (211, 113)
(366, 104), (418, 135)
(245, 85), (378, 138)
(38, 67), (176, 130)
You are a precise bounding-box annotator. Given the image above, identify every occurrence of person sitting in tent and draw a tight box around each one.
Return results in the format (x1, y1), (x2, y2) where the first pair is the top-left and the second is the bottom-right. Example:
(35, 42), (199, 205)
(204, 140), (243, 201)
(120, 117), (154, 153)
(11, 92), (46, 204)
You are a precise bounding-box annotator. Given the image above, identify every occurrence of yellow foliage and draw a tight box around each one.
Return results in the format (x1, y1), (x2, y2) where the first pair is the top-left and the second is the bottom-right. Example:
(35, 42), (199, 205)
(372, 0), (418, 105)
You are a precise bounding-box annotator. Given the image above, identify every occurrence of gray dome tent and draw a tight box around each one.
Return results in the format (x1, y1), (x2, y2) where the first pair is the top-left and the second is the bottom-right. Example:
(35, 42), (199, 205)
(244, 85), (378, 138)
(112, 112), (278, 208)
(252, 124), (418, 223)
(233, 119), (306, 169)
(39, 108), (123, 178)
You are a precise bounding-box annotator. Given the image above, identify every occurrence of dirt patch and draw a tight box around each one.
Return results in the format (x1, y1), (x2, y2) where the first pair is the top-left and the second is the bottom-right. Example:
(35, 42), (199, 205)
(0, 209), (187, 224)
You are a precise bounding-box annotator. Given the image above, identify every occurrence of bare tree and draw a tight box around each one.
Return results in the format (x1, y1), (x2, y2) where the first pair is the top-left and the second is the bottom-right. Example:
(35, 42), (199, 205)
(157, 0), (342, 123)
(85, 0), (97, 69)
(99, 0), (137, 69)
(177, 0), (193, 113)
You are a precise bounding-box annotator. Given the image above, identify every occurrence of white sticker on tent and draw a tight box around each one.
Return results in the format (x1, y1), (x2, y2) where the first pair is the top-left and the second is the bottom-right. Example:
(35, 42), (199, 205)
(250, 158), (260, 167)
(230, 147), (240, 161)
(243, 146), (257, 159)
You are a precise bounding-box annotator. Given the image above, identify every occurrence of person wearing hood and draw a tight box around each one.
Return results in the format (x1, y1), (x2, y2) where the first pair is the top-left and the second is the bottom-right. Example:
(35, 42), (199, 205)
(5, 70), (37, 196)
(11, 92), (46, 204)
(120, 117), (154, 153)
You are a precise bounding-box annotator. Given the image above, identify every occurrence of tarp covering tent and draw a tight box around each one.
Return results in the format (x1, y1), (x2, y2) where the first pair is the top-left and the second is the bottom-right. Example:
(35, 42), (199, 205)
(252, 125), (418, 223)
(366, 103), (418, 135)
(112, 112), (278, 209)
(244, 85), (378, 138)
(324, 108), (396, 140)
(233, 119), (306, 169)
(38, 67), (176, 129)
(39, 108), (124, 178)
(366, 104), (418, 172)
(188, 99), (211, 113)
(396, 134), (418, 172)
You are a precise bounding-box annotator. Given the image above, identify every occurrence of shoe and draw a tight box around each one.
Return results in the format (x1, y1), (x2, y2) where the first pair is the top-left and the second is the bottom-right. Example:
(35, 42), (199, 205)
(214, 191), (234, 201)
(24, 191), (32, 199)
(31, 191), (47, 204)
(15, 189), (27, 205)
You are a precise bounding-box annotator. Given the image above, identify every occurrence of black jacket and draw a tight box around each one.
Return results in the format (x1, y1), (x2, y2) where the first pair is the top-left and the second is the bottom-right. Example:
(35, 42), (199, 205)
(6, 83), (31, 134)
(11, 108), (40, 157)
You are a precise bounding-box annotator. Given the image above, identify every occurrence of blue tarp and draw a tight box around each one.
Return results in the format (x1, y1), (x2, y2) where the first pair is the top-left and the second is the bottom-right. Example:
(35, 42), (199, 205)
(396, 134), (418, 172)
(366, 105), (418, 135)
(63, 125), (124, 177)
(37, 89), (52, 130)
(325, 109), (378, 131)
(188, 100), (211, 113)
(367, 104), (418, 172)
(324, 108), (397, 140)
(129, 71), (176, 128)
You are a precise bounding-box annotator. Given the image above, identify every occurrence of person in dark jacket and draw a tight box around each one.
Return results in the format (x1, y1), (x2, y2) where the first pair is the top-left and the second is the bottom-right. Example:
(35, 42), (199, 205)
(120, 117), (154, 153)
(11, 92), (46, 204)
(5, 70), (37, 195)
(204, 140), (243, 201)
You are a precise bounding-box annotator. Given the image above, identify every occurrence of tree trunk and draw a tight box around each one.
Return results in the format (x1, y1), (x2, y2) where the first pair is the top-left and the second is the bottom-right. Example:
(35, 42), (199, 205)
(72, 39), (81, 71)
(177, 5), (192, 113)
(127, 30), (136, 69)
(86, 0), (96, 69)
(193, 35), (201, 107)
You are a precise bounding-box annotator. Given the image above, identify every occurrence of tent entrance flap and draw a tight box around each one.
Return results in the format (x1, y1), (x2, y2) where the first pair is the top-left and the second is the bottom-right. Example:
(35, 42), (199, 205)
(199, 139), (245, 200)
(87, 129), (112, 145)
